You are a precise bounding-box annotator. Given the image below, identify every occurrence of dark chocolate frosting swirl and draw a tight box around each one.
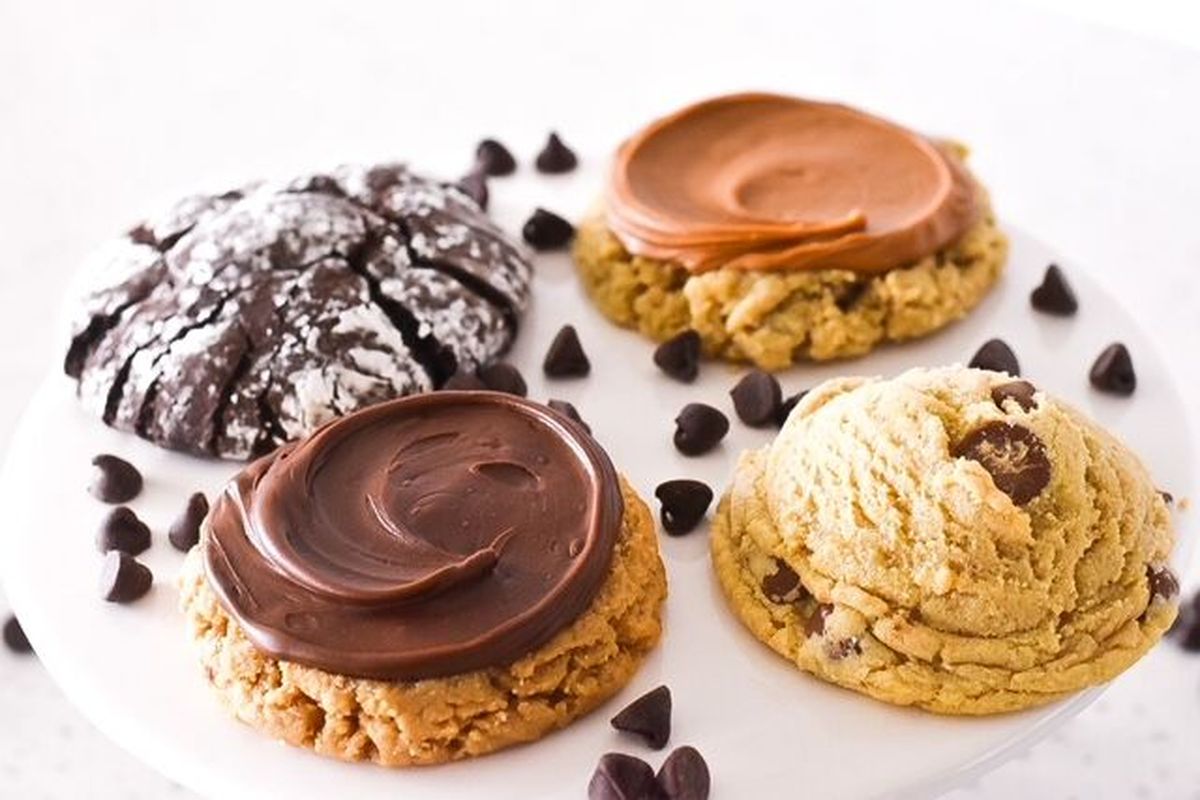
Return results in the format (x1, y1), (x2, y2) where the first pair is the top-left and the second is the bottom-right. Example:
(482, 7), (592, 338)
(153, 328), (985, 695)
(204, 391), (623, 680)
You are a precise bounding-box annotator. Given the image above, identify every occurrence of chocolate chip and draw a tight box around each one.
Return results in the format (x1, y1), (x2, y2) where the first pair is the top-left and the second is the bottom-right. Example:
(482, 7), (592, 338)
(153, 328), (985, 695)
(547, 399), (590, 434)
(543, 324), (590, 378)
(654, 331), (702, 383)
(762, 558), (806, 604)
(128, 224), (157, 247)
(96, 506), (151, 555)
(1160, 490), (1175, 506)
(455, 170), (488, 210)
(478, 363), (528, 396)
(657, 746), (711, 800)
(991, 380), (1038, 412)
(475, 138), (516, 177)
(968, 338), (1020, 376)
(89, 454), (143, 504)
(611, 685), (672, 750)
(1148, 565), (1179, 602)
(588, 753), (660, 800)
(673, 404), (729, 456)
(169, 492), (209, 552)
(805, 603), (833, 637)
(828, 637), (863, 660)
(99, 551), (153, 604)
(728, 370), (783, 428)
(535, 132), (578, 174)
(1030, 264), (1078, 315)
(522, 208), (574, 251)
(952, 421), (1051, 505)
(3, 615), (32, 655)
(1180, 617), (1200, 653)
(1090, 343), (1136, 396)
(775, 390), (808, 428)
(654, 480), (713, 536)
(442, 369), (488, 391)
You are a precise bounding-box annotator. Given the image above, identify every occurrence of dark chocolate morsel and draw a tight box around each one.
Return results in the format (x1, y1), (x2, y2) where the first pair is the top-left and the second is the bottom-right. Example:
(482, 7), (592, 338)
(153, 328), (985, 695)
(475, 138), (516, 176)
(455, 170), (488, 210)
(442, 370), (488, 391)
(952, 421), (1051, 505)
(730, 370), (782, 427)
(96, 506), (152, 555)
(477, 363), (528, 396)
(654, 480), (714, 536)
(654, 331), (702, 383)
(522, 208), (575, 251)
(657, 745), (711, 800)
(610, 685), (672, 750)
(99, 552), (153, 604)
(991, 380), (1038, 412)
(588, 753), (660, 800)
(761, 558), (806, 604)
(1160, 490), (1175, 506)
(828, 637), (863, 660)
(535, 132), (578, 174)
(968, 338), (1020, 377)
(805, 603), (833, 638)
(775, 390), (808, 428)
(543, 324), (590, 378)
(89, 454), (143, 504)
(1147, 565), (1179, 602)
(3, 615), (33, 655)
(1030, 264), (1078, 315)
(547, 399), (590, 434)
(169, 492), (210, 552)
(673, 404), (729, 456)
(1090, 343), (1136, 396)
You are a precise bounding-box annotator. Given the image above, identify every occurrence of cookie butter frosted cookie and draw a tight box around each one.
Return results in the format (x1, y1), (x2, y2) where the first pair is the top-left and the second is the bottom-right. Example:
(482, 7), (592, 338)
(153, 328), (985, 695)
(181, 392), (666, 764)
(575, 94), (1007, 369)
(712, 367), (1177, 714)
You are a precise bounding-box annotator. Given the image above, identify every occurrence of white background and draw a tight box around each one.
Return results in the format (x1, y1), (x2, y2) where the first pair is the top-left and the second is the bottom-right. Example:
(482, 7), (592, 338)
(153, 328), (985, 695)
(1, 1), (1198, 797)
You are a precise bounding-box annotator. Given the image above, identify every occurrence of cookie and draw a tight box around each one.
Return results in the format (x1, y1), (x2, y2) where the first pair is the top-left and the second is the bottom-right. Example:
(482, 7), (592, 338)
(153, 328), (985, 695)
(64, 164), (532, 459)
(711, 367), (1176, 714)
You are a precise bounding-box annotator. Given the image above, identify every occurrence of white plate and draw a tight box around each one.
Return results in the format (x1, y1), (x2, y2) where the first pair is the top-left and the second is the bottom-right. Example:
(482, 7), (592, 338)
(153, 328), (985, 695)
(1, 159), (1195, 800)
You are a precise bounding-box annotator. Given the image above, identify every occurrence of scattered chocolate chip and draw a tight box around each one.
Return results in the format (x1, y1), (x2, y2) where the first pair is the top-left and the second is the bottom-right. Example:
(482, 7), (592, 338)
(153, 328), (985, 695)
(169, 492), (209, 552)
(1147, 565), (1179, 602)
(654, 480), (713, 536)
(611, 685), (672, 750)
(475, 138), (516, 176)
(543, 324), (590, 378)
(952, 421), (1051, 505)
(455, 170), (488, 210)
(762, 558), (806, 604)
(968, 338), (1020, 376)
(522, 208), (575, 251)
(88, 454), (143, 504)
(3, 615), (33, 655)
(657, 746), (711, 800)
(535, 132), (578, 174)
(547, 399), (590, 434)
(828, 637), (863, 660)
(588, 753), (660, 800)
(673, 404), (729, 456)
(442, 369), (488, 391)
(991, 380), (1038, 412)
(478, 363), (528, 396)
(98, 551), (153, 604)
(805, 603), (833, 637)
(96, 506), (151, 555)
(1030, 264), (1078, 315)
(1090, 343), (1136, 396)
(775, 390), (808, 428)
(729, 370), (782, 428)
(654, 331), (702, 383)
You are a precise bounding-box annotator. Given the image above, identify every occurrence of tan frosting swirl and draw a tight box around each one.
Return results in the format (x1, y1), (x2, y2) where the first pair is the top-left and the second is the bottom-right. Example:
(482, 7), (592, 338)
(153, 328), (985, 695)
(606, 93), (978, 273)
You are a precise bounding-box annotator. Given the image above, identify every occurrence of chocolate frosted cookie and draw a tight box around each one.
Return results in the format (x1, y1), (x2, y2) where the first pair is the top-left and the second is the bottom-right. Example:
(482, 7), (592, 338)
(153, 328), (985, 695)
(64, 164), (532, 459)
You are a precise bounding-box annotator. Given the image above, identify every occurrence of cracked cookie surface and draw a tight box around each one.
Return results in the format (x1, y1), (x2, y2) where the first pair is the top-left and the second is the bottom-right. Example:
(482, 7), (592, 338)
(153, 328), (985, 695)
(181, 478), (666, 765)
(65, 164), (532, 459)
(711, 367), (1176, 714)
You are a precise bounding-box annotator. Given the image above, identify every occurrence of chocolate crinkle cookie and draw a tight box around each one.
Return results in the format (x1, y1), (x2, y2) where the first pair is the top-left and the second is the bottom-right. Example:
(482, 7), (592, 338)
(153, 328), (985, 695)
(63, 164), (533, 459)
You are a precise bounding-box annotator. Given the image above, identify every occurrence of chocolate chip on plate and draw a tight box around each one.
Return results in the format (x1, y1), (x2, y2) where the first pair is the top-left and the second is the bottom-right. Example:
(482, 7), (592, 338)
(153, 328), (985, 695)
(88, 454), (143, 504)
(535, 132), (578, 174)
(654, 331), (702, 383)
(455, 169), (488, 210)
(475, 138), (516, 177)
(1030, 264), (1078, 316)
(952, 421), (1051, 505)
(442, 369), (488, 391)
(1090, 343), (1136, 396)
(611, 685), (672, 750)
(968, 338), (1020, 376)
(3, 615), (33, 655)
(673, 404), (729, 456)
(96, 506), (151, 555)
(1147, 565), (1179, 602)
(657, 745), (711, 800)
(99, 551), (153, 604)
(522, 208), (575, 251)
(654, 480), (714, 536)
(991, 380), (1038, 412)
(775, 390), (808, 428)
(588, 753), (660, 800)
(478, 363), (528, 396)
(547, 399), (590, 434)
(543, 324), (590, 378)
(762, 558), (806, 604)
(730, 370), (782, 427)
(169, 492), (210, 552)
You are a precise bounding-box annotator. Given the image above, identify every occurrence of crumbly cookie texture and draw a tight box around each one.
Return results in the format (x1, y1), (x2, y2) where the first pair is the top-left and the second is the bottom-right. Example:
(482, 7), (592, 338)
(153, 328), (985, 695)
(711, 367), (1176, 714)
(181, 479), (666, 765)
(573, 191), (1007, 371)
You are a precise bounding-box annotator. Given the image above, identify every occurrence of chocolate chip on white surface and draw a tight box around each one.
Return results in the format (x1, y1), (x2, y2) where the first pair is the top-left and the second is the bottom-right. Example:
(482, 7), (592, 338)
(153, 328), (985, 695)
(3, 615), (33, 655)
(535, 132), (578, 174)
(169, 492), (209, 552)
(611, 685), (672, 750)
(99, 551), (153, 604)
(657, 745), (711, 800)
(1030, 264), (1078, 315)
(478, 362), (528, 396)
(96, 506), (152, 555)
(673, 404), (728, 456)
(89, 454), (143, 503)
(654, 480), (713, 536)
(654, 331), (702, 383)
(730, 369), (782, 427)
(522, 207), (575, 251)
(968, 338), (1020, 376)
(475, 138), (517, 176)
(1090, 343), (1136, 396)
(543, 324), (590, 378)
(588, 753), (659, 800)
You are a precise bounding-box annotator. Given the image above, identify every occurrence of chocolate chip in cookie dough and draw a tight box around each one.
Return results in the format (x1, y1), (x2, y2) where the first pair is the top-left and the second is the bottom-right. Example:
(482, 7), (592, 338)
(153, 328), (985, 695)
(3, 615), (33, 655)
(968, 338), (1020, 377)
(805, 603), (834, 638)
(952, 421), (1051, 505)
(589, 753), (660, 800)
(1031, 264), (1078, 315)
(478, 363), (528, 396)
(89, 454), (142, 504)
(762, 558), (807, 604)
(522, 208), (575, 251)
(169, 492), (210, 552)
(547, 399), (590, 434)
(673, 404), (729, 456)
(991, 380), (1038, 412)
(775, 390), (808, 428)
(475, 138), (516, 176)
(611, 685), (672, 750)
(657, 745), (711, 800)
(1090, 343), (1136, 396)
(654, 480), (714, 536)
(654, 331), (702, 383)
(730, 370), (782, 428)
(96, 506), (151, 556)
(442, 369), (488, 391)
(1147, 565), (1180, 602)
(543, 324), (590, 378)
(99, 551), (153, 604)
(535, 132), (578, 174)
(454, 169), (488, 210)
